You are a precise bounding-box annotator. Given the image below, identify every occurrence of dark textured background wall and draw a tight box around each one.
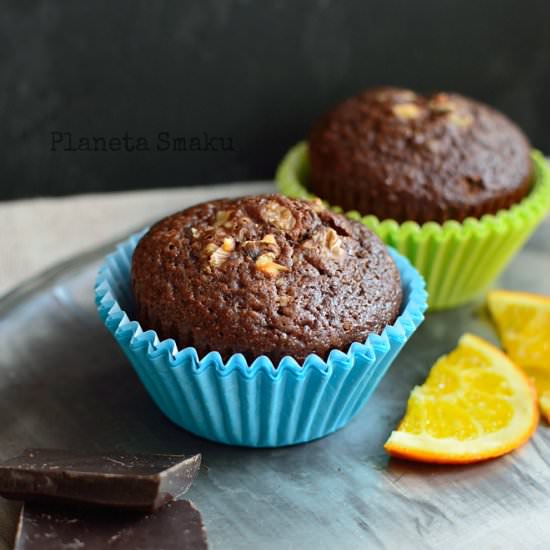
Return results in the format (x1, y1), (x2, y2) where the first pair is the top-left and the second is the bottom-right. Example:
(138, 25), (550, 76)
(1, 0), (549, 200)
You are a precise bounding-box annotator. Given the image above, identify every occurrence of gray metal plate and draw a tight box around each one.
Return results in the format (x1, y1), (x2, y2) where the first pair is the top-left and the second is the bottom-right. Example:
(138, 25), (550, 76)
(0, 194), (549, 550)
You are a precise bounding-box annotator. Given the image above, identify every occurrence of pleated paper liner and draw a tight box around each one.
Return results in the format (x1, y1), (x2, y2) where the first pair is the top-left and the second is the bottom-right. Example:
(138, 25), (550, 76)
(276, 142), (550, 310)
(95, 232), (427, 448)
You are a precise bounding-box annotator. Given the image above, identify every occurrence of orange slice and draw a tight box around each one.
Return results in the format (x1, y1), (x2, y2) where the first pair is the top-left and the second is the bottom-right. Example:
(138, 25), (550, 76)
(487, 289), (550, 422)
(384, 333), (538, 464)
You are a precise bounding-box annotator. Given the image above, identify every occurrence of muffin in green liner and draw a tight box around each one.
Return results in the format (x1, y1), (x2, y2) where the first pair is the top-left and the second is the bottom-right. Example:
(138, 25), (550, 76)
(276, 142), (550, 310)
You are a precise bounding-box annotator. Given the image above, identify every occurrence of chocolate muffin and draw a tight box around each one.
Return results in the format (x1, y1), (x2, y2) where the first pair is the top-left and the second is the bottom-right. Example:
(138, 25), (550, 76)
(308, 87), (533, 224)
(131, 194), (402, 363)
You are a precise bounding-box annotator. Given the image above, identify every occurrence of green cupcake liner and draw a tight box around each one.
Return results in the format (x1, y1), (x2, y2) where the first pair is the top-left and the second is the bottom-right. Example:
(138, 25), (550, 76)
(276, 142), (550, 310)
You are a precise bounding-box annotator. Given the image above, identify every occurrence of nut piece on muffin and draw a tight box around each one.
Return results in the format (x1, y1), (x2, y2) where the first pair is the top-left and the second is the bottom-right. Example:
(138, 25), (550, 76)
(308, 87), (533, 224)
(131, 194), (402, 363)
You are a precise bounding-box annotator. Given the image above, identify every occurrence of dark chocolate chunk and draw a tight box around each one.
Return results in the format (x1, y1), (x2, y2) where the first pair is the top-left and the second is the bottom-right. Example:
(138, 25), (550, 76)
(0, 449), (201, 511)
(13, 500), (208, 550)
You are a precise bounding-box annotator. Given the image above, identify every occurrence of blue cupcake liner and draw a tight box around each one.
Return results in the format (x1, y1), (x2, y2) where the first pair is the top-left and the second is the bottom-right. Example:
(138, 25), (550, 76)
(95, 229), (427, 447)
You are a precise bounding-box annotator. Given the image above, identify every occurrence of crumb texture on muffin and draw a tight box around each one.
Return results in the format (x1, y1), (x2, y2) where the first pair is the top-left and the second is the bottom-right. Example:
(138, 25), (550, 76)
(308, 87), (533, 223)
(131, 194), (402, 363)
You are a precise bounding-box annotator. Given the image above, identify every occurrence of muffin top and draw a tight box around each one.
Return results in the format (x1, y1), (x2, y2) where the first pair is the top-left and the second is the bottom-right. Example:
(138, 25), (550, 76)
(308, 87), (533, 224)
(131, 194), (402, 363)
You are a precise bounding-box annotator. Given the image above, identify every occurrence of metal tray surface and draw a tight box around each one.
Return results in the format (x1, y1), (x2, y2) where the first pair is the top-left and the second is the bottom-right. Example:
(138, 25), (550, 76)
(0, 197), (549, 550)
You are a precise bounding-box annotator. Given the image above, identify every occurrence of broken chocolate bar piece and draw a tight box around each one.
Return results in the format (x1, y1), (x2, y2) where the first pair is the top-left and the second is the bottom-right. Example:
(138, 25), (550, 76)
(0, 449), (201, 511)
(13, 500), (208, 550)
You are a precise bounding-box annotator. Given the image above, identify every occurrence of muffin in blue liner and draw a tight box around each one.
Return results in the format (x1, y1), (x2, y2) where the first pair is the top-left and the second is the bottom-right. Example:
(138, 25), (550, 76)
(95, 229), (427, 448)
